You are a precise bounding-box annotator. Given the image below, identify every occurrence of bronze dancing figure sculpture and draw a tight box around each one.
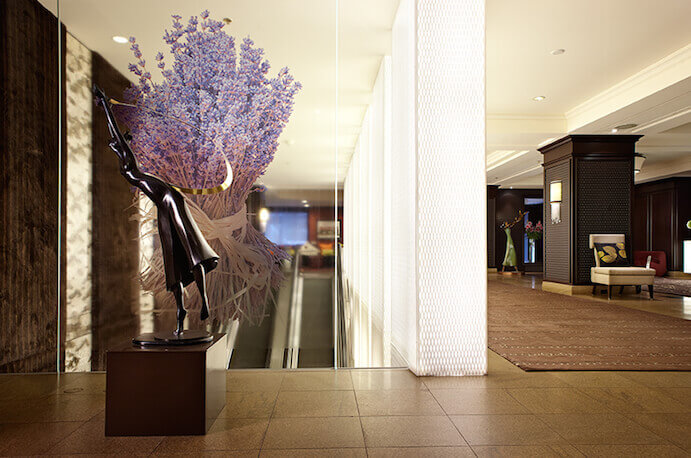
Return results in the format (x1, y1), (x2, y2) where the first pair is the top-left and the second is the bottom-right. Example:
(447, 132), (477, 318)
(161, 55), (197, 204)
(93, 85), (219, 344)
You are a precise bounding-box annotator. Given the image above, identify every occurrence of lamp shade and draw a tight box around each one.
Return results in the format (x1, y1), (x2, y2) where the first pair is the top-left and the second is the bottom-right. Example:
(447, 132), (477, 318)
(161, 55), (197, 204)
(550, 181), (562, 203)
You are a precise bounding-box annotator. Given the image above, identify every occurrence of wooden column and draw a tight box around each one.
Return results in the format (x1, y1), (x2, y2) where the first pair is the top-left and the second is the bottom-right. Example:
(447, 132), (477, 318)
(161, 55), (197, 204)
(539, 135), (641, 286)
(487, 185), (498, 269)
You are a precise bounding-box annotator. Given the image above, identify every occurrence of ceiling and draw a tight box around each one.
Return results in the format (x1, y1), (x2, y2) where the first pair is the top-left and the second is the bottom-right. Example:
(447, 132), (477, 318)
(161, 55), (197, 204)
(487, 0), (691, 188)
(41, 0), (399, 190)
(42, 0), (690, 190)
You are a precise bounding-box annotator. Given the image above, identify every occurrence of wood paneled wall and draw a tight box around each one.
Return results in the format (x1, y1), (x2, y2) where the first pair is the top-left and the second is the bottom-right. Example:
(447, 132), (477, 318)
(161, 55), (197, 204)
(543, 160), (572, 283)
(633, 178), (691, 272)
(0, 0), (66, 372)
(574, 158), (633, 284)
(487, 186), (498, 268)
(90, 53), (140, 371)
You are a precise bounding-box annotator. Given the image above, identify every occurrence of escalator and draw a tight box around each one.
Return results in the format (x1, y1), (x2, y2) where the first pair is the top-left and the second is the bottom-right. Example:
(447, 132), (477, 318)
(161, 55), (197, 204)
(227, 252), (336, 368)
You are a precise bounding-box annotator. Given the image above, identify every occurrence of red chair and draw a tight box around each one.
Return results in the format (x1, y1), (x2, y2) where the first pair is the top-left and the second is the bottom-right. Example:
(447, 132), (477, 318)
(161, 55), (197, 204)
(633, 251), (667, 277)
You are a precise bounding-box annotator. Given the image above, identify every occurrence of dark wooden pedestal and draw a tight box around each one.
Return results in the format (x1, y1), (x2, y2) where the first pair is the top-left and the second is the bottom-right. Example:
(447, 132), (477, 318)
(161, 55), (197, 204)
(106, 333), (227, 436)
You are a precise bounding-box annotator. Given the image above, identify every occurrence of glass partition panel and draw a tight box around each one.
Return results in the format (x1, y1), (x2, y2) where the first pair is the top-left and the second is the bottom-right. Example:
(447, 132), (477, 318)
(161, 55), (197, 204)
(57, 0), (338, 371)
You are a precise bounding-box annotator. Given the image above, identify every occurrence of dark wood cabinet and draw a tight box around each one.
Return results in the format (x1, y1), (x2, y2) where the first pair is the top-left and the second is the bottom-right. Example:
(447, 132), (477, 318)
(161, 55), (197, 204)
(633, 178), (691, 272)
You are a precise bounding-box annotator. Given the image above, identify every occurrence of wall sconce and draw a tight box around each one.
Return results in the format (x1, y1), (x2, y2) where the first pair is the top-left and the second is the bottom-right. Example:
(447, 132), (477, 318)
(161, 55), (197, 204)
(550, 181), (562, 224)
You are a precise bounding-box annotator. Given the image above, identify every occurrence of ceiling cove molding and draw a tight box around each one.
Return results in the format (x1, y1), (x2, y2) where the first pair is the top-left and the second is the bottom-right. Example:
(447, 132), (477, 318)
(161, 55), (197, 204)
(487, 114), (566, 121)
(632, 106), (691, 134)
(489, 164), (542, 185)
(636, 155), (691, 184)
(566, 44), (691, 132)
(487, 115), (567, 134)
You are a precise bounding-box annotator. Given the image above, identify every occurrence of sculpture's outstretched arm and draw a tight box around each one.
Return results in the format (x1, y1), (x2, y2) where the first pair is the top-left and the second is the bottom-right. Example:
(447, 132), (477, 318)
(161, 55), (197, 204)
(92, 84), (138, 172)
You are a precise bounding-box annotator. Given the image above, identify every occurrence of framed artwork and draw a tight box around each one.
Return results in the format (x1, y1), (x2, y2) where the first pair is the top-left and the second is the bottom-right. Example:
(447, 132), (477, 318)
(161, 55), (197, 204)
(317, 220), (340, 239)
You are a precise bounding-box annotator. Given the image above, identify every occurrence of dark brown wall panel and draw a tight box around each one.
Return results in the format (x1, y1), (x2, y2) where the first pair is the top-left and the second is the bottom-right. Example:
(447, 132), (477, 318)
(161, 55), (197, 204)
(633, 178), (691, 271)
(650, 190), (674, 267)
(91, 53), (139, 371)
(487, 186), (498, 268)
(0, 0), (65, 373)
(632, 192), (648, 254)
(543, 160), (571, 283)
(574, 158), (632, 284)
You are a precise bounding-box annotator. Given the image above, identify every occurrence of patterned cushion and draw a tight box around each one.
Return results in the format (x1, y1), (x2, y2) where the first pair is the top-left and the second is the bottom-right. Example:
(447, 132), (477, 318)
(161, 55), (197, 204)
(594, 242), (629, 267)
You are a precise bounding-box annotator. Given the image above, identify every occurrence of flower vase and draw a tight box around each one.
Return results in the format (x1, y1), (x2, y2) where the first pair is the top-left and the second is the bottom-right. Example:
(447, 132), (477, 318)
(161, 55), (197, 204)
(502, 227), (519, 273)
(528, 238), (536, 264)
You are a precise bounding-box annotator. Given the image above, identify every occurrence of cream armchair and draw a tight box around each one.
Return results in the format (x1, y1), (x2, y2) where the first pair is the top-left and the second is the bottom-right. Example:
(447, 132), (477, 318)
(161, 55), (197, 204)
(590, 234), (655, 300)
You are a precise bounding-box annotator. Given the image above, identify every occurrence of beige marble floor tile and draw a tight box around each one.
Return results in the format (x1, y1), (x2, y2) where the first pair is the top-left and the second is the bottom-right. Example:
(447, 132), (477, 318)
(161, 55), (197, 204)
(0, 422), (83, 455)
(227, 371), (284, 392)
(0, 373), (83, 400)
(280, 371), (353, 391)
(218, 392), (278, 418)
(0, 393), (104, 423)
(273, 390), (358, 417)
(472, 444), (584, 457)
(619, 372), (691, 388)
(450, 414), (566, 446)
(422, 372), (570, 390)
(432, 388), (529, 415)
(262, 417), (364, 449)
(260, 448), (367, 457)
(537, 413), (668, 445)
(367, 446), (475, 457)
(487, 351), (523, 374)
(59, 372), (107, 395)
(579, 386), (689, 413)
(360, 416), (466, 448)
(356, 390), (444, 416)
(506, 388), (611, 414)
(49, 418), (163, 455)
(350, 369), (426, 390)
(574, 444), (688, 457)
(653, 387), (691, 409)
(551, 371), (644, 388)
(154, 418), (269, 453)
(627, 413), (691, 451)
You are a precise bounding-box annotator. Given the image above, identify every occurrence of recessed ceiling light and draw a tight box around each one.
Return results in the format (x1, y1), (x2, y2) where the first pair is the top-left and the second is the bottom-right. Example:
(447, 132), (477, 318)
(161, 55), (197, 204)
(614, 123), (638, 130)
(532, 96), (546, 101)
(611, 128), (618, 133)
(303, 203), (310, 208)
(112, 36), (128, 44)
(301, 200), (308, 204)
(550, 48), (565, 55)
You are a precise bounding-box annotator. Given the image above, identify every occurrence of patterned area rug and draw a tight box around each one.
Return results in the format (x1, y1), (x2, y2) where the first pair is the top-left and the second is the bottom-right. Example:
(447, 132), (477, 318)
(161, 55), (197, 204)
(488, 280), (691, 371)
(653, 276), (691, 297)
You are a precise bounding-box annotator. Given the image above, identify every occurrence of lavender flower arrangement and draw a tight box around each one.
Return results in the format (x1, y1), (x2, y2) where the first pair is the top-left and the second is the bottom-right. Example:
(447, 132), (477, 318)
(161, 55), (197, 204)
(118, 11), (301, 325)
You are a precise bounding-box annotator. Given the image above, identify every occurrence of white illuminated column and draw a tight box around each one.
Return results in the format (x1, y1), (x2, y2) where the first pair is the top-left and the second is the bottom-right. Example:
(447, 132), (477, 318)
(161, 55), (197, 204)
(345, 0), (486, 375)
(403, 0), (487, 375)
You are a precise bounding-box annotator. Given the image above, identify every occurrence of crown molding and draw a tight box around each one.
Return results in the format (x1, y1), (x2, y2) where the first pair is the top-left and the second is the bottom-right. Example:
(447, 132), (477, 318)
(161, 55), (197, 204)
(566, 44), (691, 131)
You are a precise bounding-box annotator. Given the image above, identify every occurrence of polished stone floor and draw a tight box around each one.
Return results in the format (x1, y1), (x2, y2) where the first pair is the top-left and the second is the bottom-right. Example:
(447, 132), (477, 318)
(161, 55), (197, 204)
(1, 354), (690, 456)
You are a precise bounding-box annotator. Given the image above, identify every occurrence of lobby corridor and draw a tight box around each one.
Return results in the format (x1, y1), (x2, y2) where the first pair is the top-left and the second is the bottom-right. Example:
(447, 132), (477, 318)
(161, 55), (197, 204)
(1, 354), (689, 456)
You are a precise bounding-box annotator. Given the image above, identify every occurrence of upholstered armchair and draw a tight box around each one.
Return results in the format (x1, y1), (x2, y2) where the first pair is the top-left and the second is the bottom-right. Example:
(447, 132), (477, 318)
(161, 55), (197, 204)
(590, 234), (656, 299)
